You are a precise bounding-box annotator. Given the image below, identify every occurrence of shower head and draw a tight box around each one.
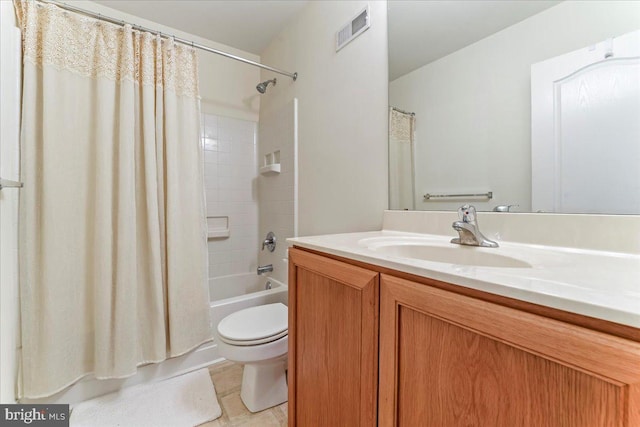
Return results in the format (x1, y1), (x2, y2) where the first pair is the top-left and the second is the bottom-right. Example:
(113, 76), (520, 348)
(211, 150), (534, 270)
(256, 78), (277, 94)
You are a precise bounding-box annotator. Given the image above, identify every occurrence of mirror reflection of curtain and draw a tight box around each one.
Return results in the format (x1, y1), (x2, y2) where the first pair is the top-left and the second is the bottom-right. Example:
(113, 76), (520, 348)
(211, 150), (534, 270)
(15, 0), (211, 398)
(389, 108), (416, 210)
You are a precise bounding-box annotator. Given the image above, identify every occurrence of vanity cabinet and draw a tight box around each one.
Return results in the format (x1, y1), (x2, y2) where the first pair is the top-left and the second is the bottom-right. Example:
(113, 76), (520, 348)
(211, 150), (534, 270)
(288, 248), (379, 427)
(289, 247), (640, 427)
(379, 274), (640, 426)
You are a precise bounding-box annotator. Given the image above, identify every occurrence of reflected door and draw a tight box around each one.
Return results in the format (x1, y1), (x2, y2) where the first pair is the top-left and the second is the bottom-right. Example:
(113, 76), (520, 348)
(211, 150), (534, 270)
(531, 30), (640, 214)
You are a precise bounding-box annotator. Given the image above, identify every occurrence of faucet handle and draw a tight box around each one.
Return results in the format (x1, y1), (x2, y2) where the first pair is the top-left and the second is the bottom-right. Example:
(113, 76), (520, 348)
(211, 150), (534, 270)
(262, 231), (276, 252)
(458, 204), (477, 224)
(493, 204), (518, 212)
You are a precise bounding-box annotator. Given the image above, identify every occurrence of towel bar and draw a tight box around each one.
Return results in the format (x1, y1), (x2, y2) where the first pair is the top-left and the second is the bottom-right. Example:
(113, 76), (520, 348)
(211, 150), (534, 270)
(424, 191), (492, 200)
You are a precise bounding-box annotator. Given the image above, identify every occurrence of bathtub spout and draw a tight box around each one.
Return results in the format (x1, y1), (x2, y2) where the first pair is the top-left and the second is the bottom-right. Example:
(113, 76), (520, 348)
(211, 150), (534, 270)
(257, 264), (273, 275)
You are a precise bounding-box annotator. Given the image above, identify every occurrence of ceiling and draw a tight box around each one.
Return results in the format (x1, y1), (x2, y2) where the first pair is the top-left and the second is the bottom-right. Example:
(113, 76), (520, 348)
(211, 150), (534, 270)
(388, 0), (560, 80)
(94, 0), (560, 80)
(94, 0), (309, 55)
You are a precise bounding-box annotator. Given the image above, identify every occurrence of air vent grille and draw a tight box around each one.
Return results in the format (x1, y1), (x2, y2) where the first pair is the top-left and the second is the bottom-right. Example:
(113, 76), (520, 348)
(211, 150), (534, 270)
(336, 5), (370, 52)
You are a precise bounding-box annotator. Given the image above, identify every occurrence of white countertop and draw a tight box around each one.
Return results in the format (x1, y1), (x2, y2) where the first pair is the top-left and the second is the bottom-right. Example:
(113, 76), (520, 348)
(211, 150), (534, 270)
(288, 230), (640, 328)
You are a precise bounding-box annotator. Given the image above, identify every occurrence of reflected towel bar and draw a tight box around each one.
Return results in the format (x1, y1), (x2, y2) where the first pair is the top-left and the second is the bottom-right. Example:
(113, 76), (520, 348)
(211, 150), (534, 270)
(0, 178), (23, 190)
(424, 191), (493, 200)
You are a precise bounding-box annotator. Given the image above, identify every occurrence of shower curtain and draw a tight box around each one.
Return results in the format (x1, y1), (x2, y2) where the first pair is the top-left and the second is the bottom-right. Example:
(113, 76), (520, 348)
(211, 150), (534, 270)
(389, 108), (416, 210)
(15, 0), (211, 398)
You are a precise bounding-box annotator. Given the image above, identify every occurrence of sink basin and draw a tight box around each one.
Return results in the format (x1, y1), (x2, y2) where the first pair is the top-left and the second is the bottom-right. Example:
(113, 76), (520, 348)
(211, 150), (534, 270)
(370, 243), (532, 268)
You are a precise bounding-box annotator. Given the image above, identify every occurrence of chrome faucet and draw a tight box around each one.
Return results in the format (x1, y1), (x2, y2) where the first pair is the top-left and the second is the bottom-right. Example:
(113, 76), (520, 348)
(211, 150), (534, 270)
(257, 264), (273, 275)
(451, 204), (498, 248)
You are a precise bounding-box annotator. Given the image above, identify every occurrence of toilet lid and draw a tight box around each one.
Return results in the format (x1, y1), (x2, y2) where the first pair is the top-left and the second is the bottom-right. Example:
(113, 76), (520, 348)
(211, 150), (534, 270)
(217, 303), (288, 342)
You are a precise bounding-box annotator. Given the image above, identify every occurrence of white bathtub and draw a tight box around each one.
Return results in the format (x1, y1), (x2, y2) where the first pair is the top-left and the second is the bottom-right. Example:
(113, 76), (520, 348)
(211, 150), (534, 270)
(33, 273), (288, 405)
(208, 273), (288, 334)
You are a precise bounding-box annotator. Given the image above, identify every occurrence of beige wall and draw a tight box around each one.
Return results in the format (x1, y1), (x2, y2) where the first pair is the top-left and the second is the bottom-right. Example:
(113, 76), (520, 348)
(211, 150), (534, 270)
(390, 0), (640, 212)
(259, 1), (389, 236)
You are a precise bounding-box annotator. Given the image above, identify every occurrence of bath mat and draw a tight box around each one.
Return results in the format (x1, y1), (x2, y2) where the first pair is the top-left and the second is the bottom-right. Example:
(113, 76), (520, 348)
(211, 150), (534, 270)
(69, 369), (221, 427)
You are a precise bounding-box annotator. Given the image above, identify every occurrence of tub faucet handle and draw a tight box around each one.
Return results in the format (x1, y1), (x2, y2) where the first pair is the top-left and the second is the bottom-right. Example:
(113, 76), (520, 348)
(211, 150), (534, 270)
(262, 232), (276, 252)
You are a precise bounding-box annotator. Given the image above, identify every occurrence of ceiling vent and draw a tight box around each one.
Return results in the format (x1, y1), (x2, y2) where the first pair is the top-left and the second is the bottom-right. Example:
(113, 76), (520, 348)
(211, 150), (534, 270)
(336, 5), (370, 52)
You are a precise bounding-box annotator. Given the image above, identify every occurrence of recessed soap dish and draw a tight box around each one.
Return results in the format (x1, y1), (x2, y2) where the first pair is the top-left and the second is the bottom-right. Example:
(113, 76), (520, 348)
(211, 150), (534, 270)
(207, 216), (229, 239)
(260, 164), (281, 175)
(261, 150), (281, 175)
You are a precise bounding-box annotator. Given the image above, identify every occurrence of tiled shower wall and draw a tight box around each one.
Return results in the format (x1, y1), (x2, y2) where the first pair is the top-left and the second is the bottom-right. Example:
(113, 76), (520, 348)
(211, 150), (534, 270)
(257, 99), (297, 285)
(202, 113), (259, 279)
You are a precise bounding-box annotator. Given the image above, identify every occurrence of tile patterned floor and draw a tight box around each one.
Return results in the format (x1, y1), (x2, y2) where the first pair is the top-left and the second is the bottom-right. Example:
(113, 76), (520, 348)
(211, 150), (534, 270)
(201, 361), (287, 426)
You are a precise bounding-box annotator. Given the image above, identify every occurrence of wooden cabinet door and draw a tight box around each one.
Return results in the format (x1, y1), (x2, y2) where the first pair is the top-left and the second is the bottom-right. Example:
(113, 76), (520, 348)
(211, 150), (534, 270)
(288, 248), (379, 427)
(379, 274), (640, 427)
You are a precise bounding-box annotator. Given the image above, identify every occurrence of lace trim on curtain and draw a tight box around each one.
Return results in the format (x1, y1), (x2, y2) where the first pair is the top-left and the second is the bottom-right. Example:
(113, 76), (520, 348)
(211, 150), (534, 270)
(390, 108), (415, 142)
(14, 0), (200, 98)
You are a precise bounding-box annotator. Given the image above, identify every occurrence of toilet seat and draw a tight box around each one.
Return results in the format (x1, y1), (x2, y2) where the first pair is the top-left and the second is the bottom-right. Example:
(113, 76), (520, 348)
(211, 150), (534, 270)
(217, 303), (288, 346)
(218, 329), (288, 346)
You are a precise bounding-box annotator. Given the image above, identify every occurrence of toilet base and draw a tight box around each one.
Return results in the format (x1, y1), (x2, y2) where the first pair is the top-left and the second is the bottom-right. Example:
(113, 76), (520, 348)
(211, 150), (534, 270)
(240, 357), (288, 413)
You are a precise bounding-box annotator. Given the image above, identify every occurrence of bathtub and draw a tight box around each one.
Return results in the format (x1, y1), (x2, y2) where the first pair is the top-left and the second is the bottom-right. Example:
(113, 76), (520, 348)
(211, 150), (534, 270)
(33, 273), (288, 405)
(209, 273), (288, 333)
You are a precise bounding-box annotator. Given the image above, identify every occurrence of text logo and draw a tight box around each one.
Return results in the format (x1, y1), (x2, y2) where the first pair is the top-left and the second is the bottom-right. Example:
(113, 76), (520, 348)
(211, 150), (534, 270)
(0, 405), (69, 426)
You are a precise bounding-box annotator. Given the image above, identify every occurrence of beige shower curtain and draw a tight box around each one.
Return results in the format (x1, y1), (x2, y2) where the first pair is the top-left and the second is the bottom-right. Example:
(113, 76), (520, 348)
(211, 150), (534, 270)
(15, 1), (211, 398)
(389, 108), (416, 210)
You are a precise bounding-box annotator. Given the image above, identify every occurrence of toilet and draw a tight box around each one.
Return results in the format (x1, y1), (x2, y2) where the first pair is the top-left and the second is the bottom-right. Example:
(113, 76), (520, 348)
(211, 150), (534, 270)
(216, 302), (288, 412)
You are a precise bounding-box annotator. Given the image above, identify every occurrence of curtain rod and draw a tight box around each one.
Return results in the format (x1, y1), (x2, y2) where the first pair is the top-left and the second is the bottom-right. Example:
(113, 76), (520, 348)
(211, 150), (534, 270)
(391, 106), (415, 116)
(37, 0), (298, 81)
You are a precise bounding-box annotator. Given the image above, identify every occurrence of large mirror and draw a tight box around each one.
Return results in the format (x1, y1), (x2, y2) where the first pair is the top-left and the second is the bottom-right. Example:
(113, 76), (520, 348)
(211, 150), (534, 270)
(388, 0), (640, 214)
